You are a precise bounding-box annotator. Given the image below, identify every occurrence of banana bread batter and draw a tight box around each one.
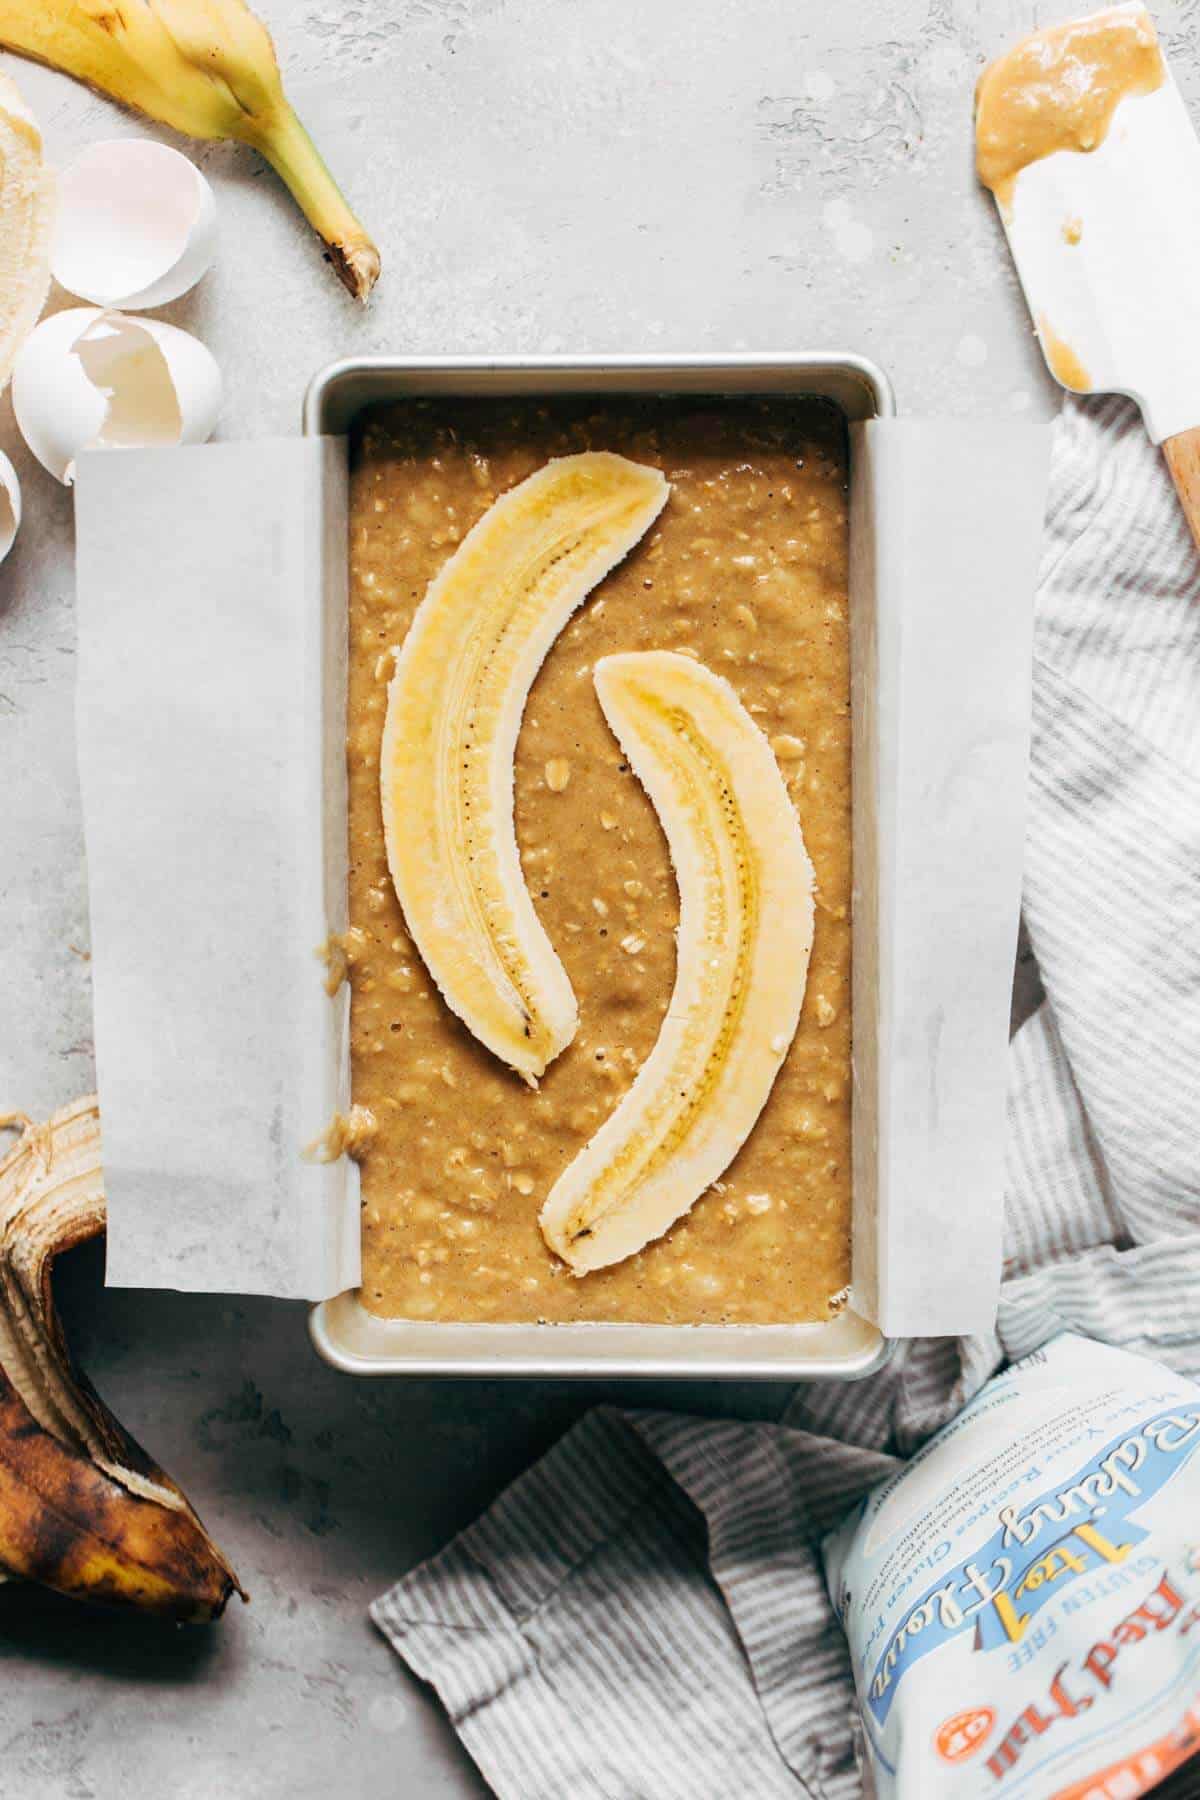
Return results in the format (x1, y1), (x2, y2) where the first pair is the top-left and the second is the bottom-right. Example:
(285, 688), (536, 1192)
(347, 396), (851, 1323)
(976, 5), (1164, 211)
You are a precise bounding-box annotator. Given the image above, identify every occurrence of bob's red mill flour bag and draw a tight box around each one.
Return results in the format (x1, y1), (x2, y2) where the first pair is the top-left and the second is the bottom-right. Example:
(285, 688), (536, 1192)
(823, 1335), (1200, 1799)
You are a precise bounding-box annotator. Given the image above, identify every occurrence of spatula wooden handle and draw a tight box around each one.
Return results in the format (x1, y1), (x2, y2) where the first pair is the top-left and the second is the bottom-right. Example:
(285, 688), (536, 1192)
(1163, 428), (1200, 552)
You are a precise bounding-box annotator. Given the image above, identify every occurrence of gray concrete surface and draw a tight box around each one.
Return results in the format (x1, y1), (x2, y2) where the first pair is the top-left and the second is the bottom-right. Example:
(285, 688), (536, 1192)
(0, 0), (1164, 1792)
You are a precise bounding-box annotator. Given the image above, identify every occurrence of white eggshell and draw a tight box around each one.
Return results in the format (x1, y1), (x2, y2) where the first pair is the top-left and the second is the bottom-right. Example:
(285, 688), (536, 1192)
(52, 140), (217, 310)
(12, 307), (222, 485)
(0, 452), (20, 564)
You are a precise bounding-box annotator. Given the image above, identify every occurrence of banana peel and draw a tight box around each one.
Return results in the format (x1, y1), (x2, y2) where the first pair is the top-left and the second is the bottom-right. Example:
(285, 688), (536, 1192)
(0, 0), (379, 300)
(0, 1097), (245, 1620)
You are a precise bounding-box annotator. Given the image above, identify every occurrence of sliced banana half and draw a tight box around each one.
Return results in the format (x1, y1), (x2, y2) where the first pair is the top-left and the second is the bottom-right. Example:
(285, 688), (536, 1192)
(0, 72), (54, 392)
(539, 650), (816, 1273)
(381, 452), (668, 1083)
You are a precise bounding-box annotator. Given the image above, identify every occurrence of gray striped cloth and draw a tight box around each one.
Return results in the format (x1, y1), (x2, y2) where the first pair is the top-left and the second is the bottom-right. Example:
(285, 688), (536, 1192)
(372, 397), (1200, 1799)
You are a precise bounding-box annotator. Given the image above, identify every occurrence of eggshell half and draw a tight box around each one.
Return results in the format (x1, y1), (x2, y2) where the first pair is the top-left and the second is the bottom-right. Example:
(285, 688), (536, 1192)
(12, 308), (222, 485)
(0, 452), (20, 564)
(52, 141), (217, 310)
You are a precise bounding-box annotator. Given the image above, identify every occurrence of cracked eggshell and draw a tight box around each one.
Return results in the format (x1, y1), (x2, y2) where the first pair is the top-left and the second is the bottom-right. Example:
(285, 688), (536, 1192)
(52, 140), (217, 310)
(11, 307), (222, 486)
(0, 452), (20, 564)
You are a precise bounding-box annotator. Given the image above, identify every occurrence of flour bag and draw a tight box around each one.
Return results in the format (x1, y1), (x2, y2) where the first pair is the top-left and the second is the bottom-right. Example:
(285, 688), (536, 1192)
(824, 1334), (1200, 1798)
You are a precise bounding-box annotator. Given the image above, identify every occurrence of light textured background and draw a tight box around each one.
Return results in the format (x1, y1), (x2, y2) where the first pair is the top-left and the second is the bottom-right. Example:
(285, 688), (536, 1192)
(0, 0), (1185, 1793)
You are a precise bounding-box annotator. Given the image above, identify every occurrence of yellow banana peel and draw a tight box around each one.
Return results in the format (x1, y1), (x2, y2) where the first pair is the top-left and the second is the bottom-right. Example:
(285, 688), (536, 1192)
(0, 1098), (245, 1620)
(0, 0), (380, 299)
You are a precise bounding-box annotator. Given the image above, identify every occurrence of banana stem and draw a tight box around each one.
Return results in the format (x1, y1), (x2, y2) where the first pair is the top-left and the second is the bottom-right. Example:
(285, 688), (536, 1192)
(249, 103), (380, 301)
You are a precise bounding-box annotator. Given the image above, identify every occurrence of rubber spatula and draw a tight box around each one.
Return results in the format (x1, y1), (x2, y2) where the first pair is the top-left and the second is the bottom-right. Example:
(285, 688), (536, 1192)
(978, 2), (1200, 545)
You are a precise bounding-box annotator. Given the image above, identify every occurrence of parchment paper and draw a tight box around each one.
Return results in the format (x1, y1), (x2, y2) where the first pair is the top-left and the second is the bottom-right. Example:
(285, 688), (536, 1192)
(850, 419), (1052, 1336)
(74, 439), (358, 1301)
(73, 419), (1050, 1330)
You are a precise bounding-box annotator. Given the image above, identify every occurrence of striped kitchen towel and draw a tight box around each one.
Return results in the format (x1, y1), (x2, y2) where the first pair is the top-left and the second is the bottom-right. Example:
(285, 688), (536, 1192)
(372, 397), (1200, 1800)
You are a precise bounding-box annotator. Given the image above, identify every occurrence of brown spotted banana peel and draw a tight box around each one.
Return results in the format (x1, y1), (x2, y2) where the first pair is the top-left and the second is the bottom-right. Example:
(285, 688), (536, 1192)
(0, 0), (379, 300)
(0, 1098), (245, 1620)
(539, 650), (815, 1273)
(381, 453), (669, 1084)
(0, 70), (53, 390)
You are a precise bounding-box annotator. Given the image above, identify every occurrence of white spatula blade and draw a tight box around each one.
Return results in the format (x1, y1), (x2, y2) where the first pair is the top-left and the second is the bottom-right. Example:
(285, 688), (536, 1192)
(1000, 38), (1200, 443)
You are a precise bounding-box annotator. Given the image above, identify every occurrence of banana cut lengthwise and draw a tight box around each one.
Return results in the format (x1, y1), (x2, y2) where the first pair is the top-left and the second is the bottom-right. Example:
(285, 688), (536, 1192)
(540, 651), (816, 1274)
(382, 452), (669, 1083)
(0, 0), (379, 300)
(0, 1099), (244, 1620)
(0, 70), (53, 390)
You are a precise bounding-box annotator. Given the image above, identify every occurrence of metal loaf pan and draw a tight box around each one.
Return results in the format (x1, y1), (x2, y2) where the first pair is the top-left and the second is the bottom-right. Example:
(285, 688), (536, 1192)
(305, 353), (893, 1380)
